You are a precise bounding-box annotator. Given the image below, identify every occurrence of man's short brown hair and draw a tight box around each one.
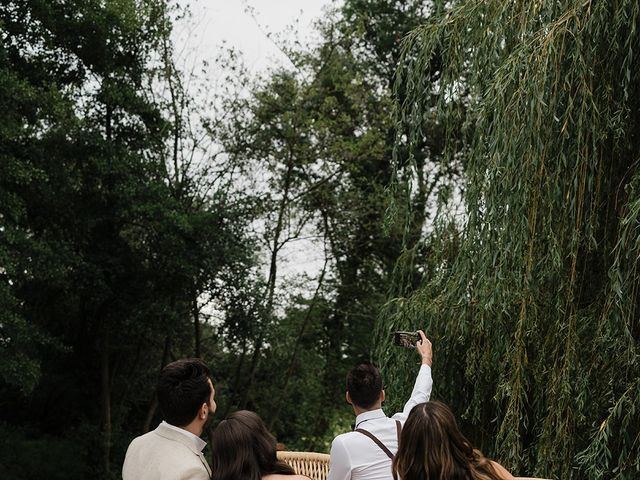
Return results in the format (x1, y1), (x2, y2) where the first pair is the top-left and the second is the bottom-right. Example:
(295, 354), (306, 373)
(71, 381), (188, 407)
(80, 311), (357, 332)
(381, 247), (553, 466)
(156, 358), (212, 426)
(346, 362), (383, 409)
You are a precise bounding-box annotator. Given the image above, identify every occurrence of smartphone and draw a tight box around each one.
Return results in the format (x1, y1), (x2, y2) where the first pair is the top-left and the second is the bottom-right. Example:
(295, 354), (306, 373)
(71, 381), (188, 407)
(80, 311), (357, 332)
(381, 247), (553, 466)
(393, 331), (421, 348)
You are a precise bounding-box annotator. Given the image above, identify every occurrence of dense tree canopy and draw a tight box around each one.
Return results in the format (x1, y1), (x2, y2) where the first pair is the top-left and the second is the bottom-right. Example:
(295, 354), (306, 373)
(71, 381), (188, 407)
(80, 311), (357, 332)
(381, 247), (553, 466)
(209, 0), (448, 451)
(0, 1), (256, 478)
(1, 0), (443, 477)
(3, 0), (636, 479)
(377, 1), (640, 479)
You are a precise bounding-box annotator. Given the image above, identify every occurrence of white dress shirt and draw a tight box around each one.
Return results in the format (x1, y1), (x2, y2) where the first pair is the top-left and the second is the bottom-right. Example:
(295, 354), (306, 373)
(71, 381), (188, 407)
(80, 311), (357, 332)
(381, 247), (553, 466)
(328, 364), (433, 480)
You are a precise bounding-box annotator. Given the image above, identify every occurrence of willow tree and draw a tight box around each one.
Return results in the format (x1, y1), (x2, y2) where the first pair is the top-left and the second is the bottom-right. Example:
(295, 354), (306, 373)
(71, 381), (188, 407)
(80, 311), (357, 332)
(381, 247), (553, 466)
(376, 1), (640, 479)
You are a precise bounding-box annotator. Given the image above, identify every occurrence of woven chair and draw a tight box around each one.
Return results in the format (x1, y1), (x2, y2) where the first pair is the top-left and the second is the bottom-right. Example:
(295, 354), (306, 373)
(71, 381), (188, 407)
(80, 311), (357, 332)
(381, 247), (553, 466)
(277, 451), (330, 480)
(276, 451), (547, 480)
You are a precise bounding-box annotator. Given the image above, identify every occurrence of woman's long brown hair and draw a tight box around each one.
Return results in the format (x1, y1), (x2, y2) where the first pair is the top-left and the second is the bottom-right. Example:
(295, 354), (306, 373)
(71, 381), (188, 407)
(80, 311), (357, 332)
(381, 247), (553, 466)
(392, 401), (504, 480)
(210, 410), (296, 480)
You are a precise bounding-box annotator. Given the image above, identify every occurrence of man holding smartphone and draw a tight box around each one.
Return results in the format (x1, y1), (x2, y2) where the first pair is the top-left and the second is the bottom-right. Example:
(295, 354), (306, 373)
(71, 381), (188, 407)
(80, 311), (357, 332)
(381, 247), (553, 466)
(328, 330), (433, 480)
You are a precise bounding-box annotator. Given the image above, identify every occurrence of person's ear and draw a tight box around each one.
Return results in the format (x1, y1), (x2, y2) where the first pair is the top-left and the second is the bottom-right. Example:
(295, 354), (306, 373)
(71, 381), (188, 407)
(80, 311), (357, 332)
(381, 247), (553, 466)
(200, 402), (208, 420)
(381, 390), (386, 403)
(346, 391), (352, 405)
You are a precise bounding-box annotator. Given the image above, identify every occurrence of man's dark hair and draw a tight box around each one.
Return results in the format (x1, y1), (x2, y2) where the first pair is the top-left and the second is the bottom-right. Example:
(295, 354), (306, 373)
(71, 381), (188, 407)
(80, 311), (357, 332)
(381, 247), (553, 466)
(157, 358), (212, 427)
(346, 361), (383, 409)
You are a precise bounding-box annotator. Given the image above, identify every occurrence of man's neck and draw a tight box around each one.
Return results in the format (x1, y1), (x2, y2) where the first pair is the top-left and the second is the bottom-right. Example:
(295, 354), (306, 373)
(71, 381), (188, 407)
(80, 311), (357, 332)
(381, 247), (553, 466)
(165, 420), (203, 437)
(181, 422), (203, 437)
(353, 403), (382, 417)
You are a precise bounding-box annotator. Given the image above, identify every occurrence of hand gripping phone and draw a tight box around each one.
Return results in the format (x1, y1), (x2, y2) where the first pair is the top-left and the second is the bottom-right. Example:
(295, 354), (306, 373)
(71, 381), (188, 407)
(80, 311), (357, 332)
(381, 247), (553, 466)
(393, 331), (421, 348)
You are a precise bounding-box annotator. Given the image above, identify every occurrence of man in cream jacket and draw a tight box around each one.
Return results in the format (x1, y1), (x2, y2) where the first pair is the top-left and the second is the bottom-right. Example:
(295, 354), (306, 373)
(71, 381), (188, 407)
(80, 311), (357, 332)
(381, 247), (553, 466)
(123, 358), (215, 480)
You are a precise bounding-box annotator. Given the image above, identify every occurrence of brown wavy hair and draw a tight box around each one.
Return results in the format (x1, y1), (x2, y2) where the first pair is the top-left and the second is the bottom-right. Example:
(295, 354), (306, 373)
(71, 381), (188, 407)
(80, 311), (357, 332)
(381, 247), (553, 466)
(210, 410), (296, 480)
(392, 401), (504, 480)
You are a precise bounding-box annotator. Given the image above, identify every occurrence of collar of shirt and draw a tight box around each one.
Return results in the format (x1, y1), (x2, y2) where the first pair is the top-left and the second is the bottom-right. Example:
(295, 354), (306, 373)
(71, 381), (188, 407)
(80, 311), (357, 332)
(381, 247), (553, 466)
(161, 421), (207, 452)
(354, 408), (387, 429)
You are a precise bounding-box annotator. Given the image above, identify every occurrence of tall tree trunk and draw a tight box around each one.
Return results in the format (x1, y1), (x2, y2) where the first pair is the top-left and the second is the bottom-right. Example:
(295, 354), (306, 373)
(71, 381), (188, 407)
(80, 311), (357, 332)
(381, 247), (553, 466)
(143, 336), (171, 433)
(240, 158), (295, 407)
(100, 323), (111, 479)
(101, 98), (113, 480)
(162, 28), (183, 196)
(193, 293), (201, 358)
(314, 223), (364, 441)
(267, 255), (328, 429)
(239, 335), (263, 409)
(222, 340), (248, 418)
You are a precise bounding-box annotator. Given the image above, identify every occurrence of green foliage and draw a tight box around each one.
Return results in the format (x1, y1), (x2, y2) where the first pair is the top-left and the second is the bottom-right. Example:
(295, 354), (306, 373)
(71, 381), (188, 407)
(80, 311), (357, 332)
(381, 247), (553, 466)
(0, 0), (469, 475)
(0, 1), (257, 477)
(0, 423), (92, 480)
(205, 2), (485, 457)
(378, 1), (640, 478)
(211, 0), (447, 449)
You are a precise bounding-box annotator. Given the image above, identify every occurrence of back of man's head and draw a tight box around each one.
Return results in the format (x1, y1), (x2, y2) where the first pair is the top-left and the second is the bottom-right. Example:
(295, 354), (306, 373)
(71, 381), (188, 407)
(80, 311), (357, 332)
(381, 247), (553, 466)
(346, 361), (383, 409)
(157, 358), (211, 427)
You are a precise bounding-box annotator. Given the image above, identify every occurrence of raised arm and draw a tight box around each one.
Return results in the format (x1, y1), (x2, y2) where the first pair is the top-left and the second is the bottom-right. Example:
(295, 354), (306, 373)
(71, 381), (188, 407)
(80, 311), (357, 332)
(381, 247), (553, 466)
(392, 330), (433, 421)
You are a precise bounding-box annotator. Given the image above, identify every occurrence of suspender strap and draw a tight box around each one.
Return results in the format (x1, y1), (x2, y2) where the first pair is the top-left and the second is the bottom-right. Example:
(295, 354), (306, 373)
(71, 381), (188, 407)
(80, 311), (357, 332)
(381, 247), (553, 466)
(354, 420), (402, 460)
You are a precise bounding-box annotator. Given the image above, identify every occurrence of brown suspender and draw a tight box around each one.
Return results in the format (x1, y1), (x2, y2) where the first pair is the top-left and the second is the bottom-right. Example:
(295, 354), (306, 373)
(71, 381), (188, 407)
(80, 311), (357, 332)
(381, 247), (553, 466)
(354, 420), (402, 460)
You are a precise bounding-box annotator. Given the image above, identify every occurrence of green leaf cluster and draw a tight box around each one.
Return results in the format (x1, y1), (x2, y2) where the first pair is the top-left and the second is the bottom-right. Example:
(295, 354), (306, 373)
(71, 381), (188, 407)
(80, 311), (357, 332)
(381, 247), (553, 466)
(378, 1), (640, 478)
(0, 1), (257, 477)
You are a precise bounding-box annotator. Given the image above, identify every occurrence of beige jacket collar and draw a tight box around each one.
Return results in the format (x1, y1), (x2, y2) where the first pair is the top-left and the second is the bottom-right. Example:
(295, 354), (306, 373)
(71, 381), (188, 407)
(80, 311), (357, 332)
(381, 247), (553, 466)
(154, 423), (212, 477)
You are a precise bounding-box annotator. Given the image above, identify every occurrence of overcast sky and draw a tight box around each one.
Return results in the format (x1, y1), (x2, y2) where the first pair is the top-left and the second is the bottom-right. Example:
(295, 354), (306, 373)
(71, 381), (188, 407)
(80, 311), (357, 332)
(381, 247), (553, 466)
(172, 1), (339, 287)
(174, 0), (340, 74)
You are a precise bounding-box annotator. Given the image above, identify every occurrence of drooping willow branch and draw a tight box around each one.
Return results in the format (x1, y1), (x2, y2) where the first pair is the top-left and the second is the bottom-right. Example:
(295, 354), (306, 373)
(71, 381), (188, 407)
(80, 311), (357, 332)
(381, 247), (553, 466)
(376, 1), (640, 479)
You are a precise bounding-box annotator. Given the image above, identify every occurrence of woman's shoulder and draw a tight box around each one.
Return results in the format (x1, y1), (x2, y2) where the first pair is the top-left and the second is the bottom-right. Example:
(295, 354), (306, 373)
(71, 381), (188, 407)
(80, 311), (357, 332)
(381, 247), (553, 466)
(490, 460), (515, 480)
(262, 475), (311, 480)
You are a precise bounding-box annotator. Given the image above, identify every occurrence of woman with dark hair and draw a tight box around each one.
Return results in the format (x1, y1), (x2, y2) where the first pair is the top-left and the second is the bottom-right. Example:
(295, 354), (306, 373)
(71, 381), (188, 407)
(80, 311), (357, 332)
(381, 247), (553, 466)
(392, 401), (514, 480)
(210, 410), (310, 480)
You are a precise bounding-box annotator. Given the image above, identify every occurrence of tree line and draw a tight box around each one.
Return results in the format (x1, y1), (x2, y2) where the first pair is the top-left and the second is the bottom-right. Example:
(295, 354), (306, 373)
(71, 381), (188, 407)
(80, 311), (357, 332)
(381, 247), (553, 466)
(0, 1), (440, 478)
(2, 1), (638, 480)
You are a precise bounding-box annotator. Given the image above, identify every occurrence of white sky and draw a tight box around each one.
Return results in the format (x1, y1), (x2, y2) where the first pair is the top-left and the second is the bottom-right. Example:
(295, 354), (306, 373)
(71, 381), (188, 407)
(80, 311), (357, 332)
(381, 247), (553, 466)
(174, 0), (339, 74)
(173, 1), (338, 299)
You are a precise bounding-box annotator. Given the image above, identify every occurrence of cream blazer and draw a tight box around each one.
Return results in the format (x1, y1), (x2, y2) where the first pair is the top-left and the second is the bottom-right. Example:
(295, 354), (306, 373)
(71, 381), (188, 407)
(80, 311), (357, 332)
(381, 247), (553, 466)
(122, 423), (212, 480)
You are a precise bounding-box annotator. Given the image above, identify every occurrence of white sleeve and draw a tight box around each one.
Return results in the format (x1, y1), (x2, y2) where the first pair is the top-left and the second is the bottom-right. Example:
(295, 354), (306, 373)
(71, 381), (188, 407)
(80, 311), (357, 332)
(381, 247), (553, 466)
(328, 436), (352, 480)
(391, 364), (432, 422)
